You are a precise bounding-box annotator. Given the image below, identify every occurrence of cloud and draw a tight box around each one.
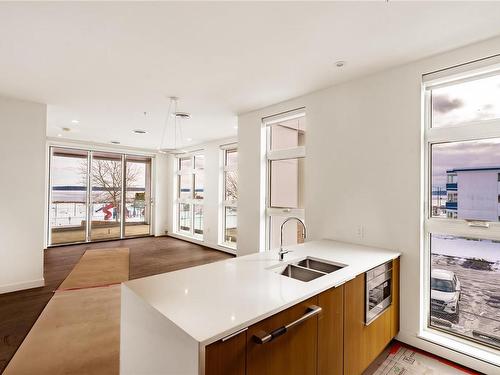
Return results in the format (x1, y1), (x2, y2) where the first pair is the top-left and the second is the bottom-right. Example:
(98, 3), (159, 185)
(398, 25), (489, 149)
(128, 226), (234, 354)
(431, 139), (500, 188)
(433, 94), (464, 114)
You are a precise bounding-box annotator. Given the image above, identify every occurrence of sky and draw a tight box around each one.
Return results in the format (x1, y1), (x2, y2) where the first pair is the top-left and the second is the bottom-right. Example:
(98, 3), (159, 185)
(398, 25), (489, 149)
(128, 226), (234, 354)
(432, 73), (500, 127)
(51, 155), (146, 187)
(431, 73), (500, 189)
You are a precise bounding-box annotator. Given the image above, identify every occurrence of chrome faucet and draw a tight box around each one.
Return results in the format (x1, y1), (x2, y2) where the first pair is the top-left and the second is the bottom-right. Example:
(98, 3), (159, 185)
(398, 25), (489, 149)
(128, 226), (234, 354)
(279, 217), (307, 261)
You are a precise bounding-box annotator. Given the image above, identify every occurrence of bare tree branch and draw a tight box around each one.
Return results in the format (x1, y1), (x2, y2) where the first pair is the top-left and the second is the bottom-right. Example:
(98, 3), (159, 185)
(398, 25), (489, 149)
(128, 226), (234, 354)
(225, 171), (238, 200)
(79, 159), (141, 221)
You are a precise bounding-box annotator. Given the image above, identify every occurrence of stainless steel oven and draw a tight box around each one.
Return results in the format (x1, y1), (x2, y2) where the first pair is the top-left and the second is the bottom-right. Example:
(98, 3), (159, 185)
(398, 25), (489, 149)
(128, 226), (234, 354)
(365, 261), (392, 325)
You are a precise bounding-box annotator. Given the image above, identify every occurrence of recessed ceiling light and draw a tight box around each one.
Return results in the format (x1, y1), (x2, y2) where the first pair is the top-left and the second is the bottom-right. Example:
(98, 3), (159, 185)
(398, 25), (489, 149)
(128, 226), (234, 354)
(57, 133), (62, 137)
(71, 120), (79, 124)
(110, 141), (121, 145)
(335, 60), (346, 68)
(233, 125), (238, 129)
(133, 129), (147, 134)
(186, 137), (193, 142)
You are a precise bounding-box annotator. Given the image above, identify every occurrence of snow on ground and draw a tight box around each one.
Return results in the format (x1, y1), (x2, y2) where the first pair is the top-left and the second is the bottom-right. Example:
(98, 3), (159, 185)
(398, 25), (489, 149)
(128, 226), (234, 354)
(431, 253), (500, 348)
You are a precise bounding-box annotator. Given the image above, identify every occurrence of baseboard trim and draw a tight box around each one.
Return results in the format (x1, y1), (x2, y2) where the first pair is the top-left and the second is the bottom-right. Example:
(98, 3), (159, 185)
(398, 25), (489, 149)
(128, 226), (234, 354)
(0, 278), (45, 294)
(164, 233), (237, 256)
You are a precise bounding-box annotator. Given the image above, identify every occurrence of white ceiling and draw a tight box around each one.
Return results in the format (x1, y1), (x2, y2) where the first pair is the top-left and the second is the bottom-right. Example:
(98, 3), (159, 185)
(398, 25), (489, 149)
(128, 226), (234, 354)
(1, 2), (500, 150)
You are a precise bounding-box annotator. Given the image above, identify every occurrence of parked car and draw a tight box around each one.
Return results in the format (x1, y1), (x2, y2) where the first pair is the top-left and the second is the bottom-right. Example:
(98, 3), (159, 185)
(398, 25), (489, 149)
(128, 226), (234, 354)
(431, 269), (461, 323)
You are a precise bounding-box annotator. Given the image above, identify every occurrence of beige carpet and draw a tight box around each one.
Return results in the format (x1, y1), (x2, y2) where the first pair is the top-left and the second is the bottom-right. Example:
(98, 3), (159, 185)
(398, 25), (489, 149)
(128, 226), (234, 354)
(58, 248), (129, 290)
(4, 248), (129, 375)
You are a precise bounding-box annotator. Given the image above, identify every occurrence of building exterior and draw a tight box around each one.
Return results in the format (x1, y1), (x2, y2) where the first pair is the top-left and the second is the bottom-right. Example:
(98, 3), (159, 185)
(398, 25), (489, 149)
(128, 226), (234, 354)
(446, 167), (500, 221)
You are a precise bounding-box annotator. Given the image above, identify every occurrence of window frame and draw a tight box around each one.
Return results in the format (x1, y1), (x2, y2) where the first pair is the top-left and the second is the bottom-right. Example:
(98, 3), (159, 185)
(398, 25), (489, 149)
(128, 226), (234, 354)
(422, 65), (500, 356)
(263, 109), (306, 250)
(220, 145), (238, 249)
(175, 152), (204, 239)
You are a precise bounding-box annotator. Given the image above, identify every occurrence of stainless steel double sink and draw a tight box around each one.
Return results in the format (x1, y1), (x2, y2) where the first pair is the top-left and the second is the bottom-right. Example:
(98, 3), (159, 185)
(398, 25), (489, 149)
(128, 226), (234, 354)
(269, 257), (346, 282)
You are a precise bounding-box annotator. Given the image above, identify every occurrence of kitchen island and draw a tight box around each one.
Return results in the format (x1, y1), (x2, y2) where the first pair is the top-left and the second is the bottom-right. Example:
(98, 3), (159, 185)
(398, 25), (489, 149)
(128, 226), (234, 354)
(120, 239), (401, 375)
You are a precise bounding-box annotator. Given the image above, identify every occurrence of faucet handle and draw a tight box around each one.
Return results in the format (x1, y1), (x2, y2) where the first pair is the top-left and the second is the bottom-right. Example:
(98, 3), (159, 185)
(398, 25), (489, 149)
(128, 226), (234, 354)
(279, 249), (293, 261)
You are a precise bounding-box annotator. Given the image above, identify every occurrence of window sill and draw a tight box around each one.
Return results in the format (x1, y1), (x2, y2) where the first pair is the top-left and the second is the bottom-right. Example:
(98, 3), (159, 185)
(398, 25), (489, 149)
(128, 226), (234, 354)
(219, 243), (237, 251)
(174, 231), (204, 242)
(419, 328), (500, 367)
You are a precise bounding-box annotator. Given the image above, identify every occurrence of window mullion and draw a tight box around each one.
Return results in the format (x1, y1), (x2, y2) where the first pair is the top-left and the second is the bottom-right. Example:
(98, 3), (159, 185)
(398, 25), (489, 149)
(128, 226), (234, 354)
(427, 122), (500, 144)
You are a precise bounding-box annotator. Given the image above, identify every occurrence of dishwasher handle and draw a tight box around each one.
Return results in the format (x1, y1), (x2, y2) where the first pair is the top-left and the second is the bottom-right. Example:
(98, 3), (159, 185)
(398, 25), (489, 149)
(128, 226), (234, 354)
(253, 305), (322, 344)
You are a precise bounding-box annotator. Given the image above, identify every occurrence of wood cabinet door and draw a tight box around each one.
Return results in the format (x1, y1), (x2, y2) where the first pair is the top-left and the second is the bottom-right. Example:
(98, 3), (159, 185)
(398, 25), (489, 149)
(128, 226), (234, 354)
(318, 285), (344, 375)
(246, 296), (319, 375)
(343, 258), (400, 375)
(205, 329), (246, 375)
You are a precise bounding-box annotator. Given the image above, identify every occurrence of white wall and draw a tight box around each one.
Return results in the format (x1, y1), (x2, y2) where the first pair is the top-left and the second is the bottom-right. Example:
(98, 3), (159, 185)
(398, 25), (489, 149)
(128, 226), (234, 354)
(166, 138), (237, 254)
(238, 36), (500, 373)
(0, 95), (46, 293)
(154, 153), (171, 236)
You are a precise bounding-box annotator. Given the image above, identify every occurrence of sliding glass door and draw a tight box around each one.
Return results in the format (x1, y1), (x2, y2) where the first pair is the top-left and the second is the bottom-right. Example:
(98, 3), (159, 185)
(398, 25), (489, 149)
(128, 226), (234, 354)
(48, 147), (153, 246)
(90, 152), (122, 241)
(124, 155), (152, 237)
(49, 148), (88, 245)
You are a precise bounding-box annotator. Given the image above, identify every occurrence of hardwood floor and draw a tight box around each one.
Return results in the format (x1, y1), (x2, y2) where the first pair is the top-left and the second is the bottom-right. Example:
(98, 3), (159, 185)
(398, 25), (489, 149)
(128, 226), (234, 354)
(0, 236), (232, 373)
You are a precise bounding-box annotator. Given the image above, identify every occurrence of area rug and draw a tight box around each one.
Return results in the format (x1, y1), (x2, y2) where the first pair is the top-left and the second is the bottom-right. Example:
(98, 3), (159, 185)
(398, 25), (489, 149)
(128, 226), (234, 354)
(373, 342), (480, 375)
(3, 285), (121, 375)
(58, 248), (129, 290)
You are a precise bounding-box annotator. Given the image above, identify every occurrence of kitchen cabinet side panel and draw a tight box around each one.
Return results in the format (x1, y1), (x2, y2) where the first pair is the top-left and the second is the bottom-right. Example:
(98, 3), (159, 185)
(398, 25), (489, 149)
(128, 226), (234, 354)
(391, 257), (400, 338)
(120, 285), (199, 375)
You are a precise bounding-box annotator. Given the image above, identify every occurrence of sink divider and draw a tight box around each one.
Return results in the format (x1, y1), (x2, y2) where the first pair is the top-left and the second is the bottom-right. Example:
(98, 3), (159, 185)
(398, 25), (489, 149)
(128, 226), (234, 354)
(290, 263), (328, 276)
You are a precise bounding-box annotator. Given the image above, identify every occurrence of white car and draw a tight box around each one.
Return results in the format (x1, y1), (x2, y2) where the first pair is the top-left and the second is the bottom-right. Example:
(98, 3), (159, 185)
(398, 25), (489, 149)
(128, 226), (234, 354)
(431, 269), (461, 323)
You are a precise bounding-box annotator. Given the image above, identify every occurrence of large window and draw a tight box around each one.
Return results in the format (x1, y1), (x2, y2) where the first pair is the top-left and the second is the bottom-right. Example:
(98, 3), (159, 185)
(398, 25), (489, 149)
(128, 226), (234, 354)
(264, 110), (306, 250)
(424, 65), (500, 352)
(48, 147), (153, 245)
(175, 154), (204, 238)
(221, 146), (238, 249)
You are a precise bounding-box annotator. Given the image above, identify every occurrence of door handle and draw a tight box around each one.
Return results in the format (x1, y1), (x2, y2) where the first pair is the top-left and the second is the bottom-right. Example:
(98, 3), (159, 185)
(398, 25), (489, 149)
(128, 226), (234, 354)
(253, 305), (322, 344)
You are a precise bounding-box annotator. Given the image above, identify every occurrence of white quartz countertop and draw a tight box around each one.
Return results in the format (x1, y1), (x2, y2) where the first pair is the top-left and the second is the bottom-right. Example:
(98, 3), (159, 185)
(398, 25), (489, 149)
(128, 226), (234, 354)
(122, 239), (400, 346)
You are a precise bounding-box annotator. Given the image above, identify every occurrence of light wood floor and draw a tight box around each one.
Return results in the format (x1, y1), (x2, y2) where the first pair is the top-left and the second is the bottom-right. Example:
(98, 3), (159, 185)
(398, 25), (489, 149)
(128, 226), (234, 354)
(0, 236), (232, 373)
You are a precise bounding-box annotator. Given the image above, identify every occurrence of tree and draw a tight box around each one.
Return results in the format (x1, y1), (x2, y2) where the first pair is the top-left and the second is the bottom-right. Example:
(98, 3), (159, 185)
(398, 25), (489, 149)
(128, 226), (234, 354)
(80, 159), (140, 221)
(225, 171), (238, 200)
